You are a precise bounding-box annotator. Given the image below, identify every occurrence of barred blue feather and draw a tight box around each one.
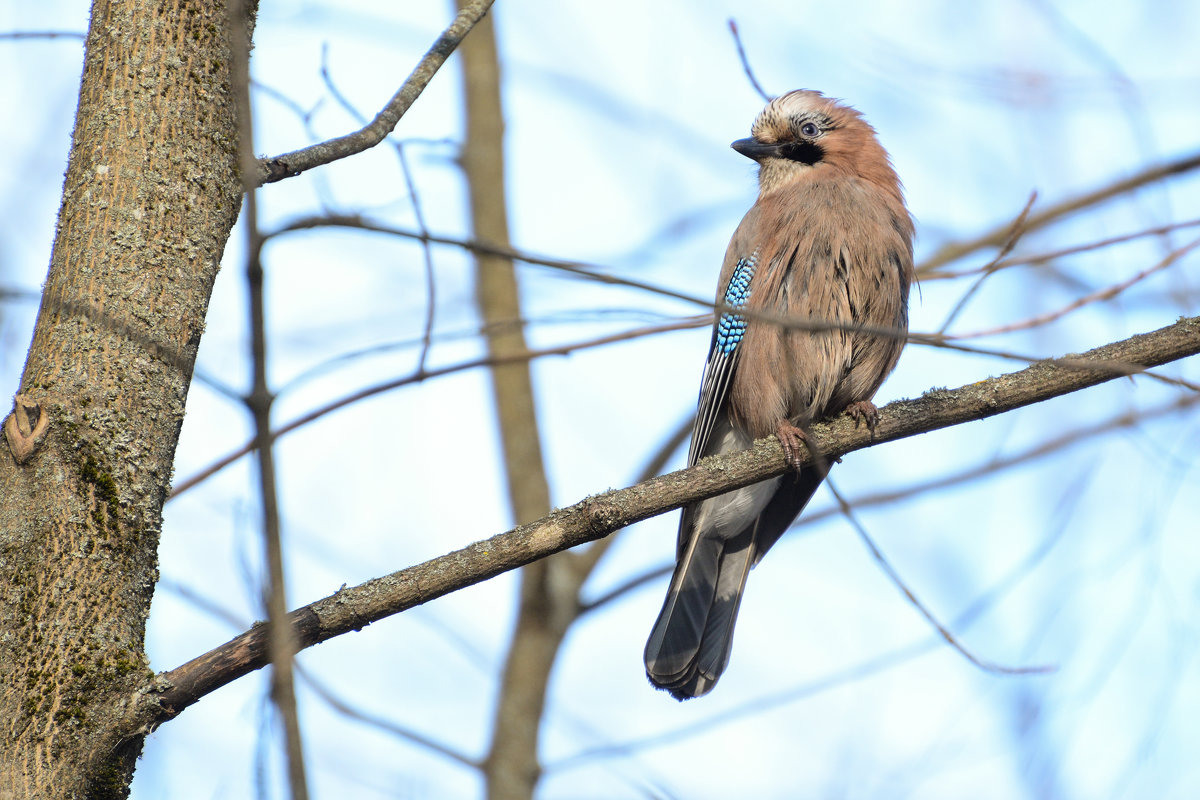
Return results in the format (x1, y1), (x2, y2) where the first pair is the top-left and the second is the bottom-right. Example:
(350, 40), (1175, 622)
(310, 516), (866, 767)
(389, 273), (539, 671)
(715, 254), (757, 354)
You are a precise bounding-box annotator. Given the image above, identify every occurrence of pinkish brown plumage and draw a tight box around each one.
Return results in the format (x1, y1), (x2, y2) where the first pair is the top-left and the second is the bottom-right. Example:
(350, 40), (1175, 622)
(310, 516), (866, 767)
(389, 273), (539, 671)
(645, 90), (914, 699)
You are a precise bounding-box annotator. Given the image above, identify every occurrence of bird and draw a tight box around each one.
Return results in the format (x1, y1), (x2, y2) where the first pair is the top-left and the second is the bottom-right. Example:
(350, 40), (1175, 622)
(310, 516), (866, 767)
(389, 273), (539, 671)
(644, 90), (915, 700)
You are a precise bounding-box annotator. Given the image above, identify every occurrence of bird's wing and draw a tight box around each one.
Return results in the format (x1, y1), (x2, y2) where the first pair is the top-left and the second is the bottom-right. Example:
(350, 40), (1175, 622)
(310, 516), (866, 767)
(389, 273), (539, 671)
(687, 250), (759, 466)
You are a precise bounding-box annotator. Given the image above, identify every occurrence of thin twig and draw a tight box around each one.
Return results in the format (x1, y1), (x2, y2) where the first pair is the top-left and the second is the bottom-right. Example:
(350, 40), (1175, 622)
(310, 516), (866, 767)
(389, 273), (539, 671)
(727, 20), (770, 101)
(398, 141), (439, 373)
(826, 480), (1053, 675)
(801, 392), (1200, 525)
(938, 191), (1037, 334)
(0, 31), (85, 40)
(272, 309), (693, 398)
(167, 319), (704, 499)
(169, 301), (1193, 504)
(267, 213), (717, 309)
(918, 151), (1200, 273)
(267, 213), (1197, 364)
(157, 578), (250, 631)
(933, 217), (1200, 278)
(578, 565), (671, 616)
(1029, 0), (1166, 223)
(295, 665), (480, 769)
(0, 285), (40, 301)
(955, 236), (1200, 339)
(229, 1), (309, 795)
(252, 79), (322, 127)
(319, 47), (440, 373)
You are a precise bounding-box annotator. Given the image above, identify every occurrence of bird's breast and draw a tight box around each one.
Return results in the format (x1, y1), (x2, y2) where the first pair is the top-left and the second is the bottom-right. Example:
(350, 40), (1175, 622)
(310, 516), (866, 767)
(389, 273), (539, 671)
(722, 178), (912, 438)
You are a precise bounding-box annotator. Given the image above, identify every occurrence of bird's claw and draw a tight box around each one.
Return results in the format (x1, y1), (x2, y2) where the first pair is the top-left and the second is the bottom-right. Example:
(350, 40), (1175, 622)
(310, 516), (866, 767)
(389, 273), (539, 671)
(844, 400), (880, 432)
(776, 422), (809, 470)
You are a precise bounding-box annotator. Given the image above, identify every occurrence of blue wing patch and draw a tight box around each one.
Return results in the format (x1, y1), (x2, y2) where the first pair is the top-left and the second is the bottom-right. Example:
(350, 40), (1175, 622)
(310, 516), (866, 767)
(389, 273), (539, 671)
(714, 255), (758, 354)
(688, 251), (759, 466)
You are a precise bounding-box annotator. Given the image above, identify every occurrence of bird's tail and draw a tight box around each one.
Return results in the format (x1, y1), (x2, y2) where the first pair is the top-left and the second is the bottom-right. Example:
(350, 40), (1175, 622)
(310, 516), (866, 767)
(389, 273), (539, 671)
(643, 525), (756, 700)
(644, 470), (826, 699)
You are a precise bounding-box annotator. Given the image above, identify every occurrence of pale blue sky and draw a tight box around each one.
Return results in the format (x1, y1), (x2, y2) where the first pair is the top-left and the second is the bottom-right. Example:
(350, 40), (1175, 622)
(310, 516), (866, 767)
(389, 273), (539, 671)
(2, 1), (1199, 798)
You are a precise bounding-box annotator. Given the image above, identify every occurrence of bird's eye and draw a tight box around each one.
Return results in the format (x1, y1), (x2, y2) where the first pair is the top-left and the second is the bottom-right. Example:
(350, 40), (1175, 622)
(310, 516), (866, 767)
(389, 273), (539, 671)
(800, 121), (820, 137)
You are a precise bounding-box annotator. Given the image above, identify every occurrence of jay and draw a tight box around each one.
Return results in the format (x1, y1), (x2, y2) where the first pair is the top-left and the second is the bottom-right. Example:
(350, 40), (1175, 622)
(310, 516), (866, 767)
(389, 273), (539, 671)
(645, 90), (915, 699)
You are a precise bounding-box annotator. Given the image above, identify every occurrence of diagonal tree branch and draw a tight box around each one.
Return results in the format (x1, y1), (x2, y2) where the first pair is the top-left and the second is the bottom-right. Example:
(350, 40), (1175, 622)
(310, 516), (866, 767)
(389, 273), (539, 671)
(254, 0), (497, 185)
(918, 150), (1200, 273)
(577, 390), (1200, 616)
(129, 315), (1200, 736)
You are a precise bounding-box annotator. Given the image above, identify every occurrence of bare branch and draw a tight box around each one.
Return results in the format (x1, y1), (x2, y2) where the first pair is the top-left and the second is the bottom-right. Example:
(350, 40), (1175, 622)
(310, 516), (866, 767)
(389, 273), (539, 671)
(955, 236), (1200, 339)
(919, 151), (1200, 273)
(266, 213), (715, 308)
(254, 0), (497, 185)
(578, 565), (671, 617)
(261, 214), (1191, 374)
(132, 315), (1200, 733)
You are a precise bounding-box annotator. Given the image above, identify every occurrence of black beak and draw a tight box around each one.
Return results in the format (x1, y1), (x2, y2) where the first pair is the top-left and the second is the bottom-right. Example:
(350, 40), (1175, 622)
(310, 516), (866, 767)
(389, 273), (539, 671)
(731, 137), (784, 162)
(732, 137), (824, 166)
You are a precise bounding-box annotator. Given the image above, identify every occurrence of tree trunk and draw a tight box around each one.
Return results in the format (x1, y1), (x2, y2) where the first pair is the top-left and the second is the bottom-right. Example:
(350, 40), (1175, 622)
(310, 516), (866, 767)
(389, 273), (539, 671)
(0, 0), (245, 796)
(452, 4), (575, 799)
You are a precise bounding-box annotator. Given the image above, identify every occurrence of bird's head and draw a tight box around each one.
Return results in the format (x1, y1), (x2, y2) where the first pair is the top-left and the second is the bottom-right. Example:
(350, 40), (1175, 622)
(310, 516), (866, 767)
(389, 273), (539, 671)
(732, 90), (900, 200)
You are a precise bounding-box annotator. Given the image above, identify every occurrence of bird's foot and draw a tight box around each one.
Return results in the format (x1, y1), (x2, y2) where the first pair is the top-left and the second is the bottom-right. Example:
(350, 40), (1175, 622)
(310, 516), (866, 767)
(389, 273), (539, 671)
(776, 421), (809, 470)
(844, 400), (880, 432)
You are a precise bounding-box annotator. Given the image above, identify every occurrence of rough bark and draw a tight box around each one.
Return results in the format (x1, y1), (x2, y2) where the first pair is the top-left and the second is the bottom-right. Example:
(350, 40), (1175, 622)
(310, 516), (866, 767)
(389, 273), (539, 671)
(0, 0), (244, 796)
